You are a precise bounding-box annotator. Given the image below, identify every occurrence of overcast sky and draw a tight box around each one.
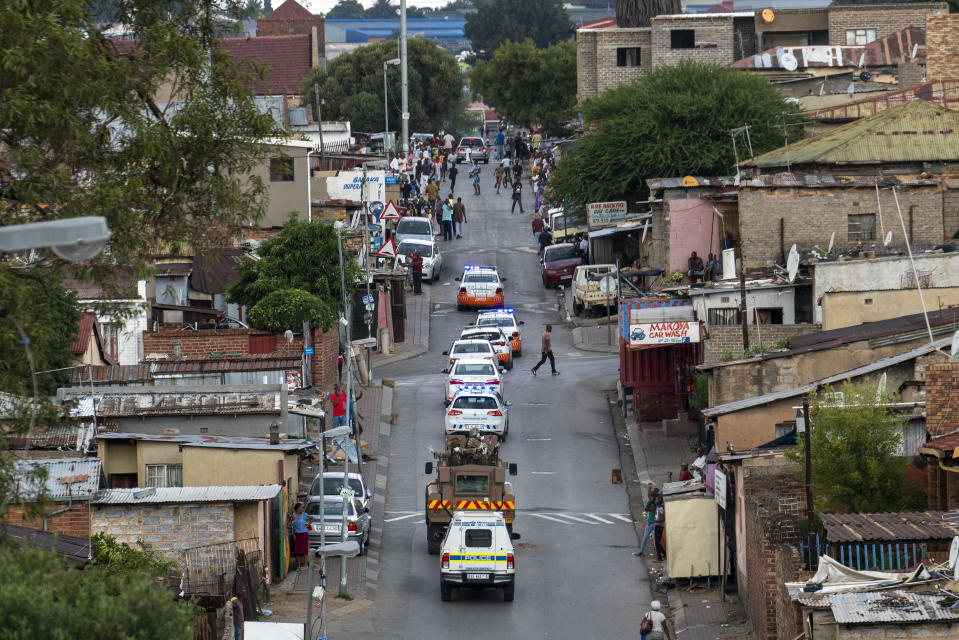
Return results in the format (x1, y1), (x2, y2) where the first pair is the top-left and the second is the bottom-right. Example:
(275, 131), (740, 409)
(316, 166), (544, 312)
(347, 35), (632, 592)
(300, 0), (457, 13)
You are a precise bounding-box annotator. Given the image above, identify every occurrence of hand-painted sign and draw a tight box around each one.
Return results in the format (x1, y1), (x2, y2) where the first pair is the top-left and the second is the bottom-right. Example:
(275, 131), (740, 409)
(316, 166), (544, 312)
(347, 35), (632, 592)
(628, 321), (701, 345)
(587, 201), (628, 230)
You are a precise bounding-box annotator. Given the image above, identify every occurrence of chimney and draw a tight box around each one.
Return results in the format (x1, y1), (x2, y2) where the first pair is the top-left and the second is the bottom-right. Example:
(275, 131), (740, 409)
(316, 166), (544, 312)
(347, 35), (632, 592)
(926, 362), (959, 436)
(311, 26), (319, 68)
(269, 420), (280, 445)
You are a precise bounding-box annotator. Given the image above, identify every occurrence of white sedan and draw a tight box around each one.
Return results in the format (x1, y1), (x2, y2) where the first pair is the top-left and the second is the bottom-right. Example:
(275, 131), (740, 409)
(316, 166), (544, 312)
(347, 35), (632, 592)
(445, 386), (511, 439)
(442, 339), (499, 371)
(459, 325), (514, 370)
(443, 357), (503, 403)
(396, 238), (443, 282)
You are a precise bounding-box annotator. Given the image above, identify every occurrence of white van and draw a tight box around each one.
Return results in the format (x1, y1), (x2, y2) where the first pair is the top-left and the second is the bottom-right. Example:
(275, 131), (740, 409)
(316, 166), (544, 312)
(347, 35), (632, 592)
(440, 511), (516, 601)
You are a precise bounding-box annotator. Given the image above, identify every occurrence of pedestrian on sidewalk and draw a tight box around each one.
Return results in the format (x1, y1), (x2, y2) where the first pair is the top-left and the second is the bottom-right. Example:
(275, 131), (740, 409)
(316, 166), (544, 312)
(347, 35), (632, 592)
(532, 214), (544, 252)
(329, 384), (347, 428)
(652, 495), (667, 561)
(231, 594), (245, 640)
(633, 487), (659, 558)
(640, 601), (671, 640)
(530, 324), (559, 376)
(453, 197), (467, 239)
(411, 250), (424, 295)
(511, 180), (524, 213)
(441, 200), (454, 241)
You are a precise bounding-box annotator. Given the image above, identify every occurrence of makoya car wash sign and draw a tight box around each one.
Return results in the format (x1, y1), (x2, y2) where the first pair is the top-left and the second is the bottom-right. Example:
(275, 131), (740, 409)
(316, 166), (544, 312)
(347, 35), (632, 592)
(628, 321), (701, 345)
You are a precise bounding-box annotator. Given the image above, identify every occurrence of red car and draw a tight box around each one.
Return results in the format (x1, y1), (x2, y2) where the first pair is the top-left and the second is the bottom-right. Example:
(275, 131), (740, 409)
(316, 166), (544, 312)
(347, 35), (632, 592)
(541, 243), (583, 288)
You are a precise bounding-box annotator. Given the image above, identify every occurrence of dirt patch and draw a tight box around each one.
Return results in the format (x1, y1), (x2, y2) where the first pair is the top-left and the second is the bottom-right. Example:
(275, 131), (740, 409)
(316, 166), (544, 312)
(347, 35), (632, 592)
(516, 542), (538, 549)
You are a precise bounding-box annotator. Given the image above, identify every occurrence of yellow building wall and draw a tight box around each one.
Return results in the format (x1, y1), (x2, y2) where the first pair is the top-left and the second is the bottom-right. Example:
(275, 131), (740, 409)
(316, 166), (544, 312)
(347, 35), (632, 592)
(821, 287), (959, 331)
(136, 441), (184, 486)
(180, 447), (298, 488)
(234, 502), (261, 542)
(99, 441), (138, 476)
(715, 397), (801, 450)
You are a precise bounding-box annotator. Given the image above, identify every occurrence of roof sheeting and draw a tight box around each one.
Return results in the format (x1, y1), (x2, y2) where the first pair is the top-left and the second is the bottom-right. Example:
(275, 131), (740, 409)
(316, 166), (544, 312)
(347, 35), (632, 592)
(2, 524), (91, 567)
(94, 484), (283, 504)
(62, 387), (283, 417)
(921, 429), (959, 454)
(189, 249), (244, 295)
(746, 100), (959, 168)
(829, 590), (959, 624)
(821, 511), (959, 543)
(96, 432), (312, 451)
(13, 458), (101, 501)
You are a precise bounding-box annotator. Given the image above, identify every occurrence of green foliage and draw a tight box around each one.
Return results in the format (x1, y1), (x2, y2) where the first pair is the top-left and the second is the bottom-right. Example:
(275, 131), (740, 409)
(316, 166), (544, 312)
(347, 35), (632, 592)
(786, 380), (925, 513)
(326, 0), (367, 17)
(470, 40), (576, 135)
(0, 544), (198, 639)
(689, 373), (709, 411)
(227, 215), (357, 331)
(302, 38), (462, 134)
(464, 0), (572, 57)
(91, 533), (179, 577)
(550, 60), (800, 207)
(742, 336), (790, 358)
(720, 349), (734, 362)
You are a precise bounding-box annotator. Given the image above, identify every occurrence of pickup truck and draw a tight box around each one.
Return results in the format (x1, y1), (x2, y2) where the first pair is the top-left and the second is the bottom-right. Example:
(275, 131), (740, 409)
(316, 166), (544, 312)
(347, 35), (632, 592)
(572, 264), (617, 316)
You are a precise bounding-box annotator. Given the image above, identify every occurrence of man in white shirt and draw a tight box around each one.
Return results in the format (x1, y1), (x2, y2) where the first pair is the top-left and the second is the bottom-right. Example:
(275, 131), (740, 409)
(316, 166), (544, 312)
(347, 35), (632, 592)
(464, 146), (473, 164)
(691, 447), (707, 483)
(443, 132), (455, 150)
(389, 155), (399, 172)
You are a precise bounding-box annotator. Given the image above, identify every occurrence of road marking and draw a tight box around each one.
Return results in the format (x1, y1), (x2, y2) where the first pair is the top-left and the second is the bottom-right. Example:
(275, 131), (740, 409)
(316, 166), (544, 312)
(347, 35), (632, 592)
(384, 513), (421, 523)
(556, 513), (597, 524)
(530, 471), (556, 475)
(584, 513), (615, 524)
(609, 513), (633, 523)
(528, 513), (570, 524)
(526, 437), (551, 441)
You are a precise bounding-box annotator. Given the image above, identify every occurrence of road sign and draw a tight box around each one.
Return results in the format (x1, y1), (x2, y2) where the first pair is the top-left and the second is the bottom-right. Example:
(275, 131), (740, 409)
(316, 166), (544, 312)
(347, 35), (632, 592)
(340, 487), (356, 499)
(599, 275), (617, 295)
(380, 200), (401, 220)
(314, 541), (360, 557)
(368, 201), (385, 216)
(385, 175), (397, 185)
(362, 294), (374, 304)
(303, 346), (314, 355)
(375, 237), (397, 258)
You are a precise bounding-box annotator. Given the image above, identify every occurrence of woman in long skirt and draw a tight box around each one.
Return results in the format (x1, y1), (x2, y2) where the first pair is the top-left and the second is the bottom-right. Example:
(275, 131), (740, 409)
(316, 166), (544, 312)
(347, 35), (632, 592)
(291, 502), (314, 571)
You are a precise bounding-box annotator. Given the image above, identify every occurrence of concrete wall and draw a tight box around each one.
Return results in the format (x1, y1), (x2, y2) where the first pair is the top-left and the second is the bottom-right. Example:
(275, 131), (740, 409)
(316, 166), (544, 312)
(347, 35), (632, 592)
(828, 3), (948, 45)
(92, 501), (235, 556)
(715, 396), (799, 450)
(813, 252), (959, 325)
(704, 324), (819, 364)
(691, 286), (798, 329)
(250, 144), (312, 228)
(1, 501), (91, 537)
(181, 447), (299, 491)
(835, 620), (959, 639)
(738, 185), (944, 271)
(651, 15), (738, 68)
(576, 28), (652, 101)
(115, 413), (283, 439)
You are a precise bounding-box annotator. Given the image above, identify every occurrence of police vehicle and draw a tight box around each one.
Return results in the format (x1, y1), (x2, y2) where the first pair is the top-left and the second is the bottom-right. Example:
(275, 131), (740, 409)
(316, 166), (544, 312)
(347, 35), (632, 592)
(455, 265), (504, 311)
(443, 357), (503, 403)
(440, 511), (516, 602)
(445, 386), (511, 439)
(474, 308), (524, 357)
(459, 325), (514, 370)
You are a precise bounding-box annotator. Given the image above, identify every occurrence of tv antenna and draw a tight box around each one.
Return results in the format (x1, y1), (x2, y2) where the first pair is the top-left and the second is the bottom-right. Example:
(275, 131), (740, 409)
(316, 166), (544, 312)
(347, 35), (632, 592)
(730, 125), (754, 179)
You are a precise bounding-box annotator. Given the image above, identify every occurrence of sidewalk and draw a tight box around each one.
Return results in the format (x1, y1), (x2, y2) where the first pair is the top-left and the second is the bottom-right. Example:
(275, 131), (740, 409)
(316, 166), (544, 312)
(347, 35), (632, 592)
(372, 284), (431, 368)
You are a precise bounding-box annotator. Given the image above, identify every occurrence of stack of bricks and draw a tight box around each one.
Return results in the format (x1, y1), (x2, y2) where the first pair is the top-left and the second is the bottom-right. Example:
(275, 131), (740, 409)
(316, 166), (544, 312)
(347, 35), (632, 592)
(926, 14), (959, 87)
(92, 502), (235, 558)
(2, 502), (91, 537)
(925, 361), (959, 436)
(703, 324), (820, 364)
(828, 3), (949, 47)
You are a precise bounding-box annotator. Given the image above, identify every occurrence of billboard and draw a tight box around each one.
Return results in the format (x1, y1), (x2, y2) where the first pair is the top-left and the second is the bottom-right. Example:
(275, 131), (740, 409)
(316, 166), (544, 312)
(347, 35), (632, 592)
(587, 201), (628, 230)
(628, 321), (701, 345)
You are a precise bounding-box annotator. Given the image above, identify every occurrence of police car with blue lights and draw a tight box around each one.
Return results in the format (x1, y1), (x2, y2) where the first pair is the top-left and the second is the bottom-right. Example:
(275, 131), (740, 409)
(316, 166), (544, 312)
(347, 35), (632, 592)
(440, 511), (517, 602)
(442, 357), (504, 403)
(444, 386), (511, 440)
(474, 308), (524, 357)
(455, 265), (505, 311)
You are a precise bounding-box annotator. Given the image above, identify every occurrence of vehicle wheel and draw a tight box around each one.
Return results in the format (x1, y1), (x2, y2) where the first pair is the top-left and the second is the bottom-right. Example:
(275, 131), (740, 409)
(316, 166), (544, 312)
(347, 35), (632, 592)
(434, 269), (441, 282)
(441, 581), (452, 601)
(365, 530), (371, 547)
(457, 304), (465, 312)
(542, 275), (550, 288)
(573, 301), (584, 316)
(506, 358), (514, 371)
(503, 584), (515, 602)
(427, 523), (443, 555)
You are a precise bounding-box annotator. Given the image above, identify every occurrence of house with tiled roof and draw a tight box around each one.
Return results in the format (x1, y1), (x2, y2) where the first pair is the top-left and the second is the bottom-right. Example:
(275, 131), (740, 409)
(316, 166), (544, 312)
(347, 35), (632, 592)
(71, 312), (118, 368)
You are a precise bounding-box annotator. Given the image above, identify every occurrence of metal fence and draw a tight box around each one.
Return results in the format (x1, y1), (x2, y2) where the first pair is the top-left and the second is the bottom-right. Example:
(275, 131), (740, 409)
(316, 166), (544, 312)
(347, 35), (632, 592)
(179, 537), (264, 597)
(800, 534), (927, 571)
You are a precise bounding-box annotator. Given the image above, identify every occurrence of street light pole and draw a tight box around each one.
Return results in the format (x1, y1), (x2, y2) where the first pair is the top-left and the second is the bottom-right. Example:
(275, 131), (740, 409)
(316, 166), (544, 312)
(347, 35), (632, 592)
(383, 58), (400, 157)
(306, 149), (318, 223)
(400, 0), (409, 157)
(334, 222), (353, 597)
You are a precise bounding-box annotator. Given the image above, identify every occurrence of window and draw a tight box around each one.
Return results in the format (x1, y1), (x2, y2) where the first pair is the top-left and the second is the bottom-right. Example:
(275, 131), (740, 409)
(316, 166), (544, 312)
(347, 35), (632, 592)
(848, 213), (877, 242)
(670, 29), (695, 49)
(845, 29), (876, 45)
(708, 308), (742, 326)
(269, 157), (294, 182)
(465, 529), (493, 548)
(616, 47), (642, 67)
(755, 308), (784, 324)
(452, 395), (499, 410)
(146, 464), (183, 488)
(456, 474), (489, 494)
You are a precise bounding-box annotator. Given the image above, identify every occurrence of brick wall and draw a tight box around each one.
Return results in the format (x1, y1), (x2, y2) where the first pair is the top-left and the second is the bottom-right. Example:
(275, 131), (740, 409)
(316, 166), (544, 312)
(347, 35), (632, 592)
(92, 502), (235, 558)
(577, 29), (652, 101)
(257, 10), (323, 38)
(2, 501), (91, 537)
(651, 16), (737, 68)
(943, 180), (959, 240)
(704, 324), (820, 364)
(143, 326), (339, 391)
(926, 362), (959, 436)
(828, 3), (948, 46)
(897, 61), (924, 87)
(926, 14), (959, 79)
(774, 545), (803, 640)
(739, 185), (944, 271)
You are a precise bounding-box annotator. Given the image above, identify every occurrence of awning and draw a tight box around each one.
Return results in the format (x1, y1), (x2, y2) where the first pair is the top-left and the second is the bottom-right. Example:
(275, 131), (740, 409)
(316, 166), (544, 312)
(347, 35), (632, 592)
(588, 217), (651, 239)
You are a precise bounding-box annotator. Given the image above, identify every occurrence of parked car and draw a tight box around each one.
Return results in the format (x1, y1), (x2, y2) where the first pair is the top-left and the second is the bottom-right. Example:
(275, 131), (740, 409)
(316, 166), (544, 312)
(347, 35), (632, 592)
(455, 137), (489, 164)
(541, 243), (583, 288)
(443, 357), (503, 403)
(309, 471), (372, 512)
(306, 496), (371, 555)
(394, 216), (435, 245)
(396, 238), (443, 281)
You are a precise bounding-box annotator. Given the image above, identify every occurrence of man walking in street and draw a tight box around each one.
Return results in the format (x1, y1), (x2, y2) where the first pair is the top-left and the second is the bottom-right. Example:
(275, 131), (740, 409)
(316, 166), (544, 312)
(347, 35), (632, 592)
(496, 129), (505, 160)
(511, 179), (524, 213)
(470, 162), (482, 195)
(453, 197), (467, 239)
(441, 198), (454, 241)
(530, 324), (559, 376)
(448, 163), (458, 193)
(426, 177), (438, 211)
(531, 213), (544, 251)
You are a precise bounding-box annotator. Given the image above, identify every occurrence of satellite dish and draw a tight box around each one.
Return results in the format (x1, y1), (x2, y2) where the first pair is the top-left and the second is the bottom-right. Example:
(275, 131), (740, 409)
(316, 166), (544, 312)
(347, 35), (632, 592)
(884, 230), (893, 246)
(950, 536), (959, 571)
(876, 372), (887, 401)
(284, 329), (294, 344)
(951, 329), (959, 358)
(787, 244), (800, 283)
(762, 8), (775, 23)
(859, 71), (872, 82)
(912, 43), (919, 61)
(828, 231), (835, 254)
(858, 52), (866, 68)
(780, 51), (798, 72)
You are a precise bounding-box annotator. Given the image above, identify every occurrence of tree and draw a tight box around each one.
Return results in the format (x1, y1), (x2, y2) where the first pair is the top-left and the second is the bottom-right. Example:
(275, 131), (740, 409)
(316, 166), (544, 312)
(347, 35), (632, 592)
(787, 381), (925, 513)
(326, 0), (365, 18)
(464, 0), (572, 58)
(549, 60), (800, 207)
(0, 0), (275, 391)
(470, 40), (576, 135)
(0, 544), (198, 639)
(302, 38), (462, 134)
(226, 216), (357, 332)
(615, 0), (680, 28)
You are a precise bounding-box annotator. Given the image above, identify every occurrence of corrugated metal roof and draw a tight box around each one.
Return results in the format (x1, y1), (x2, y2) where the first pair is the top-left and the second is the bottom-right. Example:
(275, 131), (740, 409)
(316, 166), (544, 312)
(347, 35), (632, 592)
(702, 336), (949, 417)
(829, 590), (959, 624)
(743, 173), (938, 188)
(13, 458), (101, 501)
(69, 364), (152, 385)
(821, 511), (959, 543)
(3, 524), (91, 567)
(646, 176), (736, 190)
(5, 424), (99, 451)
(61, 387), (283, 417)
(921, 430), (959, 454)
(96, 432), (312, 451)
(152, 354), (300, 373)
(93, 484), (283, 504)
(747, 101), (959, 168)
(812, 80), (959, 122)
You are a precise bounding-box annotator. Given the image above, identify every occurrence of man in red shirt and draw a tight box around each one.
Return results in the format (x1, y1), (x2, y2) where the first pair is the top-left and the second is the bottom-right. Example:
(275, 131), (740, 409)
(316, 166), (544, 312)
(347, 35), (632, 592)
(531, 215), (544, 253)
(329, 383), (347, 428)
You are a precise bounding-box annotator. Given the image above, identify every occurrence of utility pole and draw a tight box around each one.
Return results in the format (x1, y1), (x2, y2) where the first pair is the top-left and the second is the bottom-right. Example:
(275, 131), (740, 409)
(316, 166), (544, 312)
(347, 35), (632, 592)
(803, 395), (816, 569)
(738, 257), (749, 351)
(400, 0), (410, 156)
(334, 223), (354, 598)
(313, 84), (325, 163)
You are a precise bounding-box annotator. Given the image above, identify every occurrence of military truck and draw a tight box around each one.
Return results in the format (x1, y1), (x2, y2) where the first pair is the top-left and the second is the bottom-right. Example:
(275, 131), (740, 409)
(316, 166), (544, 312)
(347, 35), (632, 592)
(424, 430), (517, 554)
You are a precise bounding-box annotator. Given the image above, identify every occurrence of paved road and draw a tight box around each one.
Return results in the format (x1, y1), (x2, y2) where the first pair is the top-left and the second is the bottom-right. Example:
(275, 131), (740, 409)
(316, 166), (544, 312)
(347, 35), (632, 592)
(328, 165), (647, 639)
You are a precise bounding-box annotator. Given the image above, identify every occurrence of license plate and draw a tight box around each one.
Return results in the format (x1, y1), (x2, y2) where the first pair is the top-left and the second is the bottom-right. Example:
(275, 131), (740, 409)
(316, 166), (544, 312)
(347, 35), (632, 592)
(324, 525), (339, 533)
(467, 573), (489, 580)
(561, 274), (572, 280)
(465, 424), (484, 429)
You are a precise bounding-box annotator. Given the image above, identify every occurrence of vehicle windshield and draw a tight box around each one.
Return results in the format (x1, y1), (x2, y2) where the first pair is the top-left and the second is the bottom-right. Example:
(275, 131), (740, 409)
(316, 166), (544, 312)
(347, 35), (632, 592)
(461, 138), (484, 148)
(456, 474), (489, 493)
(545, 246), (579, 261)
(477, 316), (513, 329)
(465, 331), (501, 342)
(317, 477), (363, 497)
(453, 363), (495, 376)
(397, 242), (432, 257)
(464, 273), (498, 283)
(453, 343), (492, 354)
(452, 395), (498, 410)
(396, 219), (432, 236)
(306, 501), (355, 518)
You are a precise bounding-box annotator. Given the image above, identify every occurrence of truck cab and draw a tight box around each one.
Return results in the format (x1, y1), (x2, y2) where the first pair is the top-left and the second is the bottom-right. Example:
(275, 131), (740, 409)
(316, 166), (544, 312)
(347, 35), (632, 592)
(440, 511), (516, 602)
(572, 264), (617, 316)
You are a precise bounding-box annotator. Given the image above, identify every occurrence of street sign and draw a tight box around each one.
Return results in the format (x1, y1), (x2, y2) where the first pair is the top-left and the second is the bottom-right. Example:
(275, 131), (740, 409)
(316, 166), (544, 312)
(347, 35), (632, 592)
(375, 237), (397, 258)
(587, 201), (628, 230)
(303, 347), (314, 355)
(314, 541), (360, 557)
(362, 294), (374, 304)
(628, 321), (701, 346)
(598, 275), (617, 296)
(714, 469), (727, 509)
(340, 487), (355, 499)
(368, 201), (385, 216)
(380, 200), (401, 220)
(385, 175), (397, 185)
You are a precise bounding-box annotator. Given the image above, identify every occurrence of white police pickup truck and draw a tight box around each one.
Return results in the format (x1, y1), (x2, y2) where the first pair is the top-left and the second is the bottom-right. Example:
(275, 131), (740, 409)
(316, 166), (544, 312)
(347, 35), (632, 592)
(440, 511), (517, 602)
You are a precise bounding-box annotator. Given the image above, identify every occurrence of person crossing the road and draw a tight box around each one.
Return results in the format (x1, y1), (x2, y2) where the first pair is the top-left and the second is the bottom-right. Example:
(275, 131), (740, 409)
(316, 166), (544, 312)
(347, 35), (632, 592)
(530, 324), (559, 376)
(452, 197), (467, 239)
(511, 179), (524, 213)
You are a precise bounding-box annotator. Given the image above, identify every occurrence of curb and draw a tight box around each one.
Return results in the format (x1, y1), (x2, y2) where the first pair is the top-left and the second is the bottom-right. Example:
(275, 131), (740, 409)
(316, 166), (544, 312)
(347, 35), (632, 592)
(571, 327), (619, 354)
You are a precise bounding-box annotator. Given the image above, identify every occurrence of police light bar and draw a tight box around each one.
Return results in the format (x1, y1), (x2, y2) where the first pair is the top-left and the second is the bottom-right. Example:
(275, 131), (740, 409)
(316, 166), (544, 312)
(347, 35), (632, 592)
(479, 307), (515, 315)
(464, 265), (497, 271)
